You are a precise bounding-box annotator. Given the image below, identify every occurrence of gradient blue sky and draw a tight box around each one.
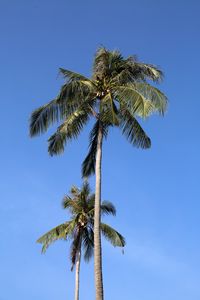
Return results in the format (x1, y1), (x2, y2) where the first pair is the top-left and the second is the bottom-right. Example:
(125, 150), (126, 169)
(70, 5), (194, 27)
(1, 0), (200, 299)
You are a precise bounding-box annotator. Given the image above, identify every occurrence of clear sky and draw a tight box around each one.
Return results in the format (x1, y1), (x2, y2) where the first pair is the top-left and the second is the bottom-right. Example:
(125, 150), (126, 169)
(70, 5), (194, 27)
(1, 0), (200, 299)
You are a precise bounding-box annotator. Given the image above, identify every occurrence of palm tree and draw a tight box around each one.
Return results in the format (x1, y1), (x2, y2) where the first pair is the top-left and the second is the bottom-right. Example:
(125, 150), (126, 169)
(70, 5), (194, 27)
(37, 182), (125, 300)
(30, 47), (167, 300)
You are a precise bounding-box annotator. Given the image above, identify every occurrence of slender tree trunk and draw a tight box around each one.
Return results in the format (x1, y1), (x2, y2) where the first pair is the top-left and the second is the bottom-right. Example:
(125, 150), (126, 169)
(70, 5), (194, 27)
(94, 123), (104, 300)
(74, 248), (81, 300)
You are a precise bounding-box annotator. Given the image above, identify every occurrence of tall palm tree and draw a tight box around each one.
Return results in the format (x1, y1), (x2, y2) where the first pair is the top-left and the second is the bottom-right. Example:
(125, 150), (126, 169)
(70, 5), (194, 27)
(37, 182), (125, 300)
(30, 48), (167, 300)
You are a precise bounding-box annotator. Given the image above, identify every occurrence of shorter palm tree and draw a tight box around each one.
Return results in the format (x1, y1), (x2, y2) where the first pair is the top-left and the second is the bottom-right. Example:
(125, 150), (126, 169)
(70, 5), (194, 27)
(37, 182), (125, 300)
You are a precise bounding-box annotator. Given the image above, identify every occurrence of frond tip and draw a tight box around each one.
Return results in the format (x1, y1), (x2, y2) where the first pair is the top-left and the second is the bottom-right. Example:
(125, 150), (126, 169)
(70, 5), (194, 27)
(119, 109), (151, 149)
(48, 107), (90, 156)
(101, 223), (126, 247)
(37, 222), (71, 253)
(29, 99), (60, 137)
(101, 201), (116, 216)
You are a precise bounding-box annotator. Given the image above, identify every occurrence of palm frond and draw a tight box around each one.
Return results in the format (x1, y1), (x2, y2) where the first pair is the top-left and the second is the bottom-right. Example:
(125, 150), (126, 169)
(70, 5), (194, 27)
(93, 47), (110, 80)
(29, 81), (94, 138)
(81, 120), (100, 178)
(100, 223), (125, 247)
(100, 93), (119, 125)
(63, 182), (91, 214)
(87, 194), (95, 212)
(134, 82), (168, 115)
(115, 84), (155, 118)
(70, 229), (82, 271)
(81, 181), (91, 198)
(114, 56), (163, 82)
(59, 69), (97, 97)
(93, 48), (127, 82)
(57, 78), (96, 107)
(29, 99), (60, 137)
(59, 68), (92, 81)
(95, 52), (163, 85)
(119, 108), (151, 149)
(86, 199), (116, 218)
(110, 68), (135, 86)
(101, 201), (116, 216)
(48, 106), (90, 156)
(82, 227), (94, 262)
(37, 221), (74, 253)
(62, 195), (82, 215)
(82, 120), (108, 178)
(133, 61), (163, 82)
(70, 185), (80, 197)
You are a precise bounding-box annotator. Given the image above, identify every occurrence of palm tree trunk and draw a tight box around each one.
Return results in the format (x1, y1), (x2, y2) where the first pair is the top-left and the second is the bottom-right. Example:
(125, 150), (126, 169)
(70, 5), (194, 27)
(74, 248), (81, 300)
(94, 123), (104, 300)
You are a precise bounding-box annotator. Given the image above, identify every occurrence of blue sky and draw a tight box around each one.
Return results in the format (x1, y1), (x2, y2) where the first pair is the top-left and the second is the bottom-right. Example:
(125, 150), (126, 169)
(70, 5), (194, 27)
(1, 0), (200, 299)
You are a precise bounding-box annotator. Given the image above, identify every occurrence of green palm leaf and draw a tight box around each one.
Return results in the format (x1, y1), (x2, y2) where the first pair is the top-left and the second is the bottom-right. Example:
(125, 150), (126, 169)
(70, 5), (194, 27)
(100, 223), (125, 247)
(119, 108), (151, 149)
(37, 221), (75, 253)
(48, 107), (90, 156)
(115, 84), (155, 118)
(59, 68), (94, 84)
(100, 93), (119, 125)
(134, 82), (168, 115)
(133, 61), (163, 82)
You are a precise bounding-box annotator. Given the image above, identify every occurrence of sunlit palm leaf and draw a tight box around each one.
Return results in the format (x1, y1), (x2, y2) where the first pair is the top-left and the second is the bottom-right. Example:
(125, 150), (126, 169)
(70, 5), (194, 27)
(100, 93), (119, 125)
(37, 221), (74, 253)
(115, 84), (155, 118)
(134, 82), (168, 115)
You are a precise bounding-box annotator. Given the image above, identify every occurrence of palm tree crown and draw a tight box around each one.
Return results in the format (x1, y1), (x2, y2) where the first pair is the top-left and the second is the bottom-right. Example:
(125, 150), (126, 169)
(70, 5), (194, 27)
(30, 47), (167, 177)
(37, 182), (125, 270)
